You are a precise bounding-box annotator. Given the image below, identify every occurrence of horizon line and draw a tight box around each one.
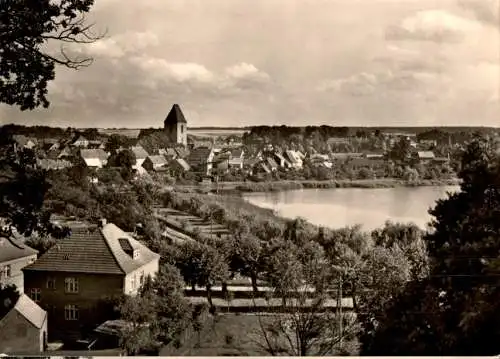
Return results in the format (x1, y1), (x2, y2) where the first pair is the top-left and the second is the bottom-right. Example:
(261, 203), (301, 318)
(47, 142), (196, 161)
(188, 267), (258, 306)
(2, 123), (500, 130)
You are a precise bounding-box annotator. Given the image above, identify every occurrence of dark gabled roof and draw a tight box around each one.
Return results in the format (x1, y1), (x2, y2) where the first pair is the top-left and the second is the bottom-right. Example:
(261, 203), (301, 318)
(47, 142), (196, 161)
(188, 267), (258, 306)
(164, 104), (187, 125)
(187, 147), (212, 167)
(23, 223), (160, 275)
(0, 236), (38, 263)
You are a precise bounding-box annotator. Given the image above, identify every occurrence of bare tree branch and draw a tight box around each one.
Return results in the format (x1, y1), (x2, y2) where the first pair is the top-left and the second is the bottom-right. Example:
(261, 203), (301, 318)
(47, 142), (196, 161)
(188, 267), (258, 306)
(42, 15), (107, 44)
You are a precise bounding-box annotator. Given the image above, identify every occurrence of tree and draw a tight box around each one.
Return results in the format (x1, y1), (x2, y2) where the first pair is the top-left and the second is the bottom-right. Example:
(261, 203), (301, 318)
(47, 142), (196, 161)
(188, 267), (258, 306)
(226, 232), (263, 293)
(364, 135), (500, 355)
(283, 217), (312, 247)
(104, 134), (129, 154)
(313, 223), (430, 354)
(176, 241), (229, 309)
(107, 149), (136, 181)
(389, 137), (412, 163)
(118, 265), (192, 355)
(256, 240), (359, 356)
(149, 265), (192, 344)
(0, 284), (20, 320)
(371, 221), (429, 279)
(402, 167), (419, 182)
(1, 0), (105, 110)
(118, 293), (158, 356)
(25, 234), (58, 255)
(0, 136), (54, 237)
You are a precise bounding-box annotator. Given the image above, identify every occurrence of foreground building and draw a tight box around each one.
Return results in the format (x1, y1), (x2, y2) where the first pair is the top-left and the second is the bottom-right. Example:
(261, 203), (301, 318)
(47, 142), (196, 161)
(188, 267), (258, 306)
(0, 294), (48, 355)
(0, 235), (38, 293)
(22, 220), (160, 342)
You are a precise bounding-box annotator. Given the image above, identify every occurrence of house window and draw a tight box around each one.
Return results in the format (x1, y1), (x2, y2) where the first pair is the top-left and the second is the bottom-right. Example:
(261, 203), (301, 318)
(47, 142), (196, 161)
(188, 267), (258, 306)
(64, 277), (79, 293)
(131, 275), (136, 290)
(46, 277), (56, 290)
(30, 288), (41, 303)
(2, 265), (11, 278)
(64, 304), (79, 321)
(180, 125), (184, 134)
(140, 271), (145, 285)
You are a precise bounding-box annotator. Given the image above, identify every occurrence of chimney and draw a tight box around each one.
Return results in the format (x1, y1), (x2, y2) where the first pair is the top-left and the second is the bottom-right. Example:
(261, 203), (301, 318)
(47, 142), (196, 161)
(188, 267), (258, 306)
(98, 218), (107, 228)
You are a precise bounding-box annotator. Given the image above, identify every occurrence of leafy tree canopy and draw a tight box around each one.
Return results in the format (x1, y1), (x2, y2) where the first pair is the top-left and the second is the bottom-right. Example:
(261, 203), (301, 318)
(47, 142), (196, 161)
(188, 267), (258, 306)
(363, 135), (500, 355)
(1, 0), (104, 110)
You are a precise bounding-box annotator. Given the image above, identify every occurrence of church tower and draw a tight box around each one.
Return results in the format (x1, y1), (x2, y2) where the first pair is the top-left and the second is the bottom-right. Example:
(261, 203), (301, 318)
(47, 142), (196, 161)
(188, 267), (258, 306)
(164, 104), (188, 146)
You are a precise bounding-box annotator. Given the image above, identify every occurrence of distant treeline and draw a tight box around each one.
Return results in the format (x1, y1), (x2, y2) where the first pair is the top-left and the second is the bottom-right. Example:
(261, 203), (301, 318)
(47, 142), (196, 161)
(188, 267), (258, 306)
(0, 124), (70, 139)
(0, 124), (106, 141)
(187, 126), (251, 131)
(1, 123), (498, 142)
(244, 125), (499, 144)
(247, 125), (499, 136)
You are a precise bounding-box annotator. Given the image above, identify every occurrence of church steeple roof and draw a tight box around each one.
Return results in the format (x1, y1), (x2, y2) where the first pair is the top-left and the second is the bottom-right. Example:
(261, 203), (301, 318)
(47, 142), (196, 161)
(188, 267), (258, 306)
(164, 104), (187, 125)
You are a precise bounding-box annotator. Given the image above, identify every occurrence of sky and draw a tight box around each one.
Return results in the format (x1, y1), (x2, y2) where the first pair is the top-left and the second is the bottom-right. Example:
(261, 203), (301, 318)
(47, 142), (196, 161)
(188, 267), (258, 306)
(1, 0), (499, 128)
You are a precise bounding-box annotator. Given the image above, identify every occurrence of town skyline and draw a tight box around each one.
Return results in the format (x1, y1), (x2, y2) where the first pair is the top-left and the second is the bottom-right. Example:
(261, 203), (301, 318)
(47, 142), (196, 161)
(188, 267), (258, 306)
(0, 0), (498, 128)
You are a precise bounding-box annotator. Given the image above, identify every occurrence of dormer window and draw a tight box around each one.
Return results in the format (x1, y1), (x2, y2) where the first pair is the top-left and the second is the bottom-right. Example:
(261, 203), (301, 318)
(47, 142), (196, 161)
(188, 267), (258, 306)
(118, 237), (139, 259)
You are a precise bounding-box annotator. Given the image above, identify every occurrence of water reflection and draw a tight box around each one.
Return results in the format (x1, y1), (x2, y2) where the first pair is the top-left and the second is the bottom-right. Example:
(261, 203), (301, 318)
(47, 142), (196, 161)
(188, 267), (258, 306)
(244, 185), (460, 230)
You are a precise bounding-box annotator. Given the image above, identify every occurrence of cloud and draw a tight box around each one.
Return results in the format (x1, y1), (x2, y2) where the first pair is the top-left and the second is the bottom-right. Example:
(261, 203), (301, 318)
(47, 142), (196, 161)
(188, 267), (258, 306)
(386, 9), (482, 43)
(318, 67), (444, 99)
(374, 51), (448, 74)
(457, 0), (499, 28)
(3, 0), (499, 128)
(124, 57), (271, 94)
(129, 57), (215, 84)
(220, 62), (271, 90)
(318, 73), (378, 96)
(71, 31), (160, 58)
(224, 62), (270, 81)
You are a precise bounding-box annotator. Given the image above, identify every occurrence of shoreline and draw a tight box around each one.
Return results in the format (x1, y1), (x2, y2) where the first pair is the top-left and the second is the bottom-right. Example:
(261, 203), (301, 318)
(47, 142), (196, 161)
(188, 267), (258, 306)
(176, 177), (461, 195)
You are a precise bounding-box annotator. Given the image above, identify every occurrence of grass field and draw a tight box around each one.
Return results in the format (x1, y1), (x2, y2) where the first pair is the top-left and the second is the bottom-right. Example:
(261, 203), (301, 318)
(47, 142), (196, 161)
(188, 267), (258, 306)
(164, 313), (359, 356)
(157, 207), (231, 238)
(164, 314), (276, 356)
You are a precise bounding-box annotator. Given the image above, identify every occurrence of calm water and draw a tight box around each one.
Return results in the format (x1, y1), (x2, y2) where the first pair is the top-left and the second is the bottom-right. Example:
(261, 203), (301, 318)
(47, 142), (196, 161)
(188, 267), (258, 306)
(243, 185), (460, 230)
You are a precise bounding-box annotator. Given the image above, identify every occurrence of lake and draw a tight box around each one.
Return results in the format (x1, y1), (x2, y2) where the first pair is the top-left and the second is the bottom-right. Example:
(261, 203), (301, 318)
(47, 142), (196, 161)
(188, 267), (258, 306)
(243, 185), (461, 230)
